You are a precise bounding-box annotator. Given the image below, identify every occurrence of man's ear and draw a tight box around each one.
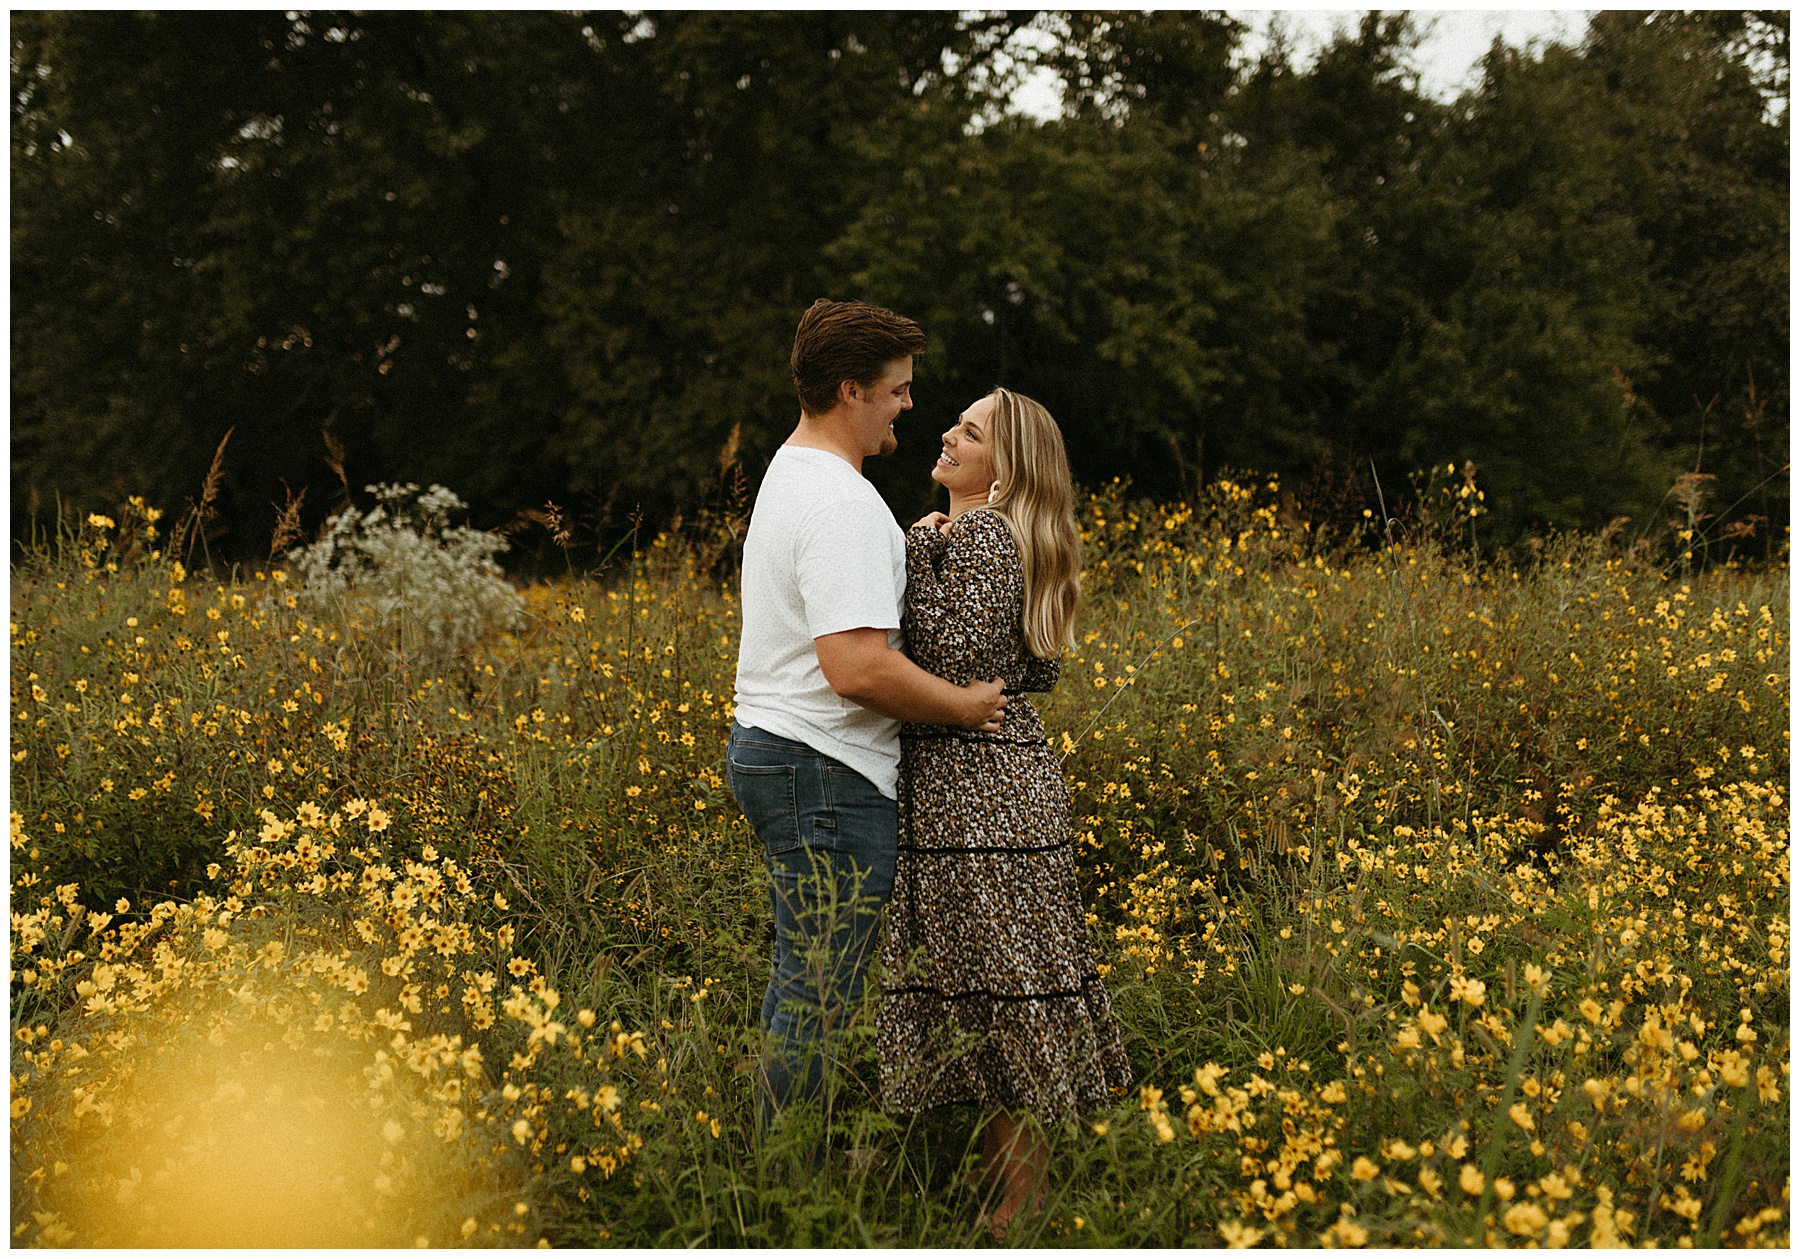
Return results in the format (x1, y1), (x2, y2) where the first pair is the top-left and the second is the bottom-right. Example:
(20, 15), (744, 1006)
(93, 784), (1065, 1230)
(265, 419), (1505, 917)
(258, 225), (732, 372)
(837, 377), (859, 408)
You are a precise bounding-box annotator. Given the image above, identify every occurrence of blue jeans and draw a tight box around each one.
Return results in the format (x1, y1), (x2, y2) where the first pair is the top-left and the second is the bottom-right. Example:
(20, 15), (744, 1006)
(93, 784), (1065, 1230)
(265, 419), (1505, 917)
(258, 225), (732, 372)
(726, 723), (896, 1128)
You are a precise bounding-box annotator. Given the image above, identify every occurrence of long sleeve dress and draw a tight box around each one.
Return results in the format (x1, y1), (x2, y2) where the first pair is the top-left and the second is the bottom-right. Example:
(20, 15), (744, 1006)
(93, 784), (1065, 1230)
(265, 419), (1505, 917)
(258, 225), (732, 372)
(876, 509), (1132, 1122)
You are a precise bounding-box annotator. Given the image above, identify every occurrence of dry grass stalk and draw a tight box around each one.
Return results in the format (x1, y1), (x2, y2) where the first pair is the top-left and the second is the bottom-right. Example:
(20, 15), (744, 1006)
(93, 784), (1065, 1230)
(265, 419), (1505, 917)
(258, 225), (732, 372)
(1670, 471), (1716, 523)
(717, 420), (741, 475)
(168, 426), (234, 563)
(269, 480), (307, 561)
(520, 502), (572, 548)
(197, 427), (233, 521)
(321, 429), (349, 494)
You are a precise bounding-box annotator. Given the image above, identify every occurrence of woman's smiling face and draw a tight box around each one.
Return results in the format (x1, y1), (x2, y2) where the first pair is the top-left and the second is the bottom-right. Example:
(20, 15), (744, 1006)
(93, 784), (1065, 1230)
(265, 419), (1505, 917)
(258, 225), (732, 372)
(932, 395), (997, 498)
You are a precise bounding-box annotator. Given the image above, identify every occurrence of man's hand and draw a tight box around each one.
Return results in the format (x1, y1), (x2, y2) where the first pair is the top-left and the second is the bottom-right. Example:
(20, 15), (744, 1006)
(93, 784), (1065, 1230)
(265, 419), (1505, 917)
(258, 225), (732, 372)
(960, 677), (1008, 732)
(815, 628), (1010, 729)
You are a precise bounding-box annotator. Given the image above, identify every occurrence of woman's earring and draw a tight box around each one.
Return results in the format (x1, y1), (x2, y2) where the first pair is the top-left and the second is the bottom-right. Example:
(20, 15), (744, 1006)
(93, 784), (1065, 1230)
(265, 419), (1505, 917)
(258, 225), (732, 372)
(987, 480), (1000, 504)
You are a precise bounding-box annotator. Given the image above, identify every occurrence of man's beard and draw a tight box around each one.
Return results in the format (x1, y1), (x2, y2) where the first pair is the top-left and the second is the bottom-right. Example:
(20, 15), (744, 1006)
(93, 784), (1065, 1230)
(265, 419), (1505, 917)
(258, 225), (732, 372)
(878, 430), (898, 456)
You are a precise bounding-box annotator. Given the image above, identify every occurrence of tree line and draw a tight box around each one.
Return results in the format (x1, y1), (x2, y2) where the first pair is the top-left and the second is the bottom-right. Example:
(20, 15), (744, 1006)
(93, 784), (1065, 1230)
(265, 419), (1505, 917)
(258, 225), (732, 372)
(11, 11), (1789, 563)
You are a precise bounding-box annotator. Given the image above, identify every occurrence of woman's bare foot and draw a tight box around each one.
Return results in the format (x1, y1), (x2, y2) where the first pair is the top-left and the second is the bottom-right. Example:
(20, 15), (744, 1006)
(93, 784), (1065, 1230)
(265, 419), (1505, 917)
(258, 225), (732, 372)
(977, 1111), (1048, 1241)
(964, 1159), (1002, 1236)
(979, 1198), (1019, 1241)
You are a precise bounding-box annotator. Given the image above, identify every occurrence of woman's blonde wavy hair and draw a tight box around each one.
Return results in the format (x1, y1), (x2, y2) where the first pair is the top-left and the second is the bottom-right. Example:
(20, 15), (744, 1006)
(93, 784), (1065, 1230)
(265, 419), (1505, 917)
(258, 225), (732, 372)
(984, 386), (1081, 659)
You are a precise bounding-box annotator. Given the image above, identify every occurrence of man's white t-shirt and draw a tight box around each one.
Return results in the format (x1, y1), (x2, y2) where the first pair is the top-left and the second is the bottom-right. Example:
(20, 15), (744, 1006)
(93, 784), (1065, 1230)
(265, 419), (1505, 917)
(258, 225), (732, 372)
(732, 445), (907, 799)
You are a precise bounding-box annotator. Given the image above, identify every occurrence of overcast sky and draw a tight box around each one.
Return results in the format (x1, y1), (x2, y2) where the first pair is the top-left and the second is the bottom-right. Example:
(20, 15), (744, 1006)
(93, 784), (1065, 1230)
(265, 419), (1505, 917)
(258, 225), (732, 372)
(1231, 8), (1593, 98)
(1009, 9), (1595, 118)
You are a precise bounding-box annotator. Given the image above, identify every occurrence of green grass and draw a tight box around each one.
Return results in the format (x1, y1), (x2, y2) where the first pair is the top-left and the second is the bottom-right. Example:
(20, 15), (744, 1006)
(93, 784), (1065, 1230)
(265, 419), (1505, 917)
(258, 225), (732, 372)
(9, 481), (1789, 1247)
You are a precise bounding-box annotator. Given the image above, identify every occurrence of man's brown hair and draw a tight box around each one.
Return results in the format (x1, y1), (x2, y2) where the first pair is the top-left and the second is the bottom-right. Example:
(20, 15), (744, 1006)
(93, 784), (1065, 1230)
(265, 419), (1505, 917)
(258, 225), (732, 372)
(790, 298), (926, 416)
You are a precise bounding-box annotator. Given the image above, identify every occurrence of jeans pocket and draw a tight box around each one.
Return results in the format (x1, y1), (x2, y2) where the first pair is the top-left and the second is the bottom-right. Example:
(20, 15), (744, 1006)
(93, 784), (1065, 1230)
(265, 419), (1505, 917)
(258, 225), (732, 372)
(728, 759), (802, 857)
(818, 765), (897, 900)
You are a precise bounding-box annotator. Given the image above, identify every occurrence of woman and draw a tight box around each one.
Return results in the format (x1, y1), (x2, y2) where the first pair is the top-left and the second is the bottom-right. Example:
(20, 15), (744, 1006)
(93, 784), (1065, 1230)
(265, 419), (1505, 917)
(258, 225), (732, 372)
(877, 386), (1131, 1235)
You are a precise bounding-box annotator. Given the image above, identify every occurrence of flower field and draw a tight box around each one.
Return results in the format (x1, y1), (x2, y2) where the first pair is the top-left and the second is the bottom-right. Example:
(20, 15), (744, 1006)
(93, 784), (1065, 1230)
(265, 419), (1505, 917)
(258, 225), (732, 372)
(9, 481), (1789, 1247)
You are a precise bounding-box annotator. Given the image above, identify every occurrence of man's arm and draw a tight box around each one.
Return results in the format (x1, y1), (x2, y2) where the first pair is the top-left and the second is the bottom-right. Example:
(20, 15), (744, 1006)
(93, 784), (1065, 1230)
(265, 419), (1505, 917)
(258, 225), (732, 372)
(814, 628), (1007, 730)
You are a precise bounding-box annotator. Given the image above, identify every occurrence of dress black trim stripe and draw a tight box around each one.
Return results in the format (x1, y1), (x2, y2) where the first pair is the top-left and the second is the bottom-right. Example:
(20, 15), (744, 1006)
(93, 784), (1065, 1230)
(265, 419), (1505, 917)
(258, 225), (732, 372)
(880, 975), (1107, 1002)
(896, 840), (1070, 855)
(901, 730), (1050, 748)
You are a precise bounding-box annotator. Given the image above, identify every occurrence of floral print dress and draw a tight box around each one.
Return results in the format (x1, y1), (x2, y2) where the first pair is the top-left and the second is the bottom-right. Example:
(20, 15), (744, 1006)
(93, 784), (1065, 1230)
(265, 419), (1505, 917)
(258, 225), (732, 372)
(877, 509), (1132, 1122)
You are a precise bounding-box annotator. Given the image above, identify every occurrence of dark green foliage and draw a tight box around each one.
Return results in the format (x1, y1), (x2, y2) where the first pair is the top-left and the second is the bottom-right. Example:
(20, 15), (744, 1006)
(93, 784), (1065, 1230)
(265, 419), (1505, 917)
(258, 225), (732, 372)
(12, 11), (1787, 554)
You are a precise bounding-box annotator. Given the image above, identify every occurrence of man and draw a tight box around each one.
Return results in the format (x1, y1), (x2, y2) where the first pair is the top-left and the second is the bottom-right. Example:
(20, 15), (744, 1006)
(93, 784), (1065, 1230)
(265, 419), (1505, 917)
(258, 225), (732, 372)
(728, 298), (1008, 1127)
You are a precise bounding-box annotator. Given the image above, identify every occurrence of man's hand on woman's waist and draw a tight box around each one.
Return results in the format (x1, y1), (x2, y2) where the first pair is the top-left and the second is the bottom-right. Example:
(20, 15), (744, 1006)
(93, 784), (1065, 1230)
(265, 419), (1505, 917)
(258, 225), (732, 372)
(814, 627), (1008, 731)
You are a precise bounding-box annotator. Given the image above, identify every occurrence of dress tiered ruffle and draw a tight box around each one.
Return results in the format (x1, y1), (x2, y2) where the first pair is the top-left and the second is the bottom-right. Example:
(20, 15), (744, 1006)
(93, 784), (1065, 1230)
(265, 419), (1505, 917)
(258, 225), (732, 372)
(877, 511), (1132, 1122)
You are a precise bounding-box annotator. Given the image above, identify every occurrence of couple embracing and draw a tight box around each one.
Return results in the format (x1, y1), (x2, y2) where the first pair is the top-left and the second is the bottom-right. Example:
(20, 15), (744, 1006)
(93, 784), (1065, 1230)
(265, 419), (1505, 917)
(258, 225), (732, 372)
(727, 299), (1131, 1233)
